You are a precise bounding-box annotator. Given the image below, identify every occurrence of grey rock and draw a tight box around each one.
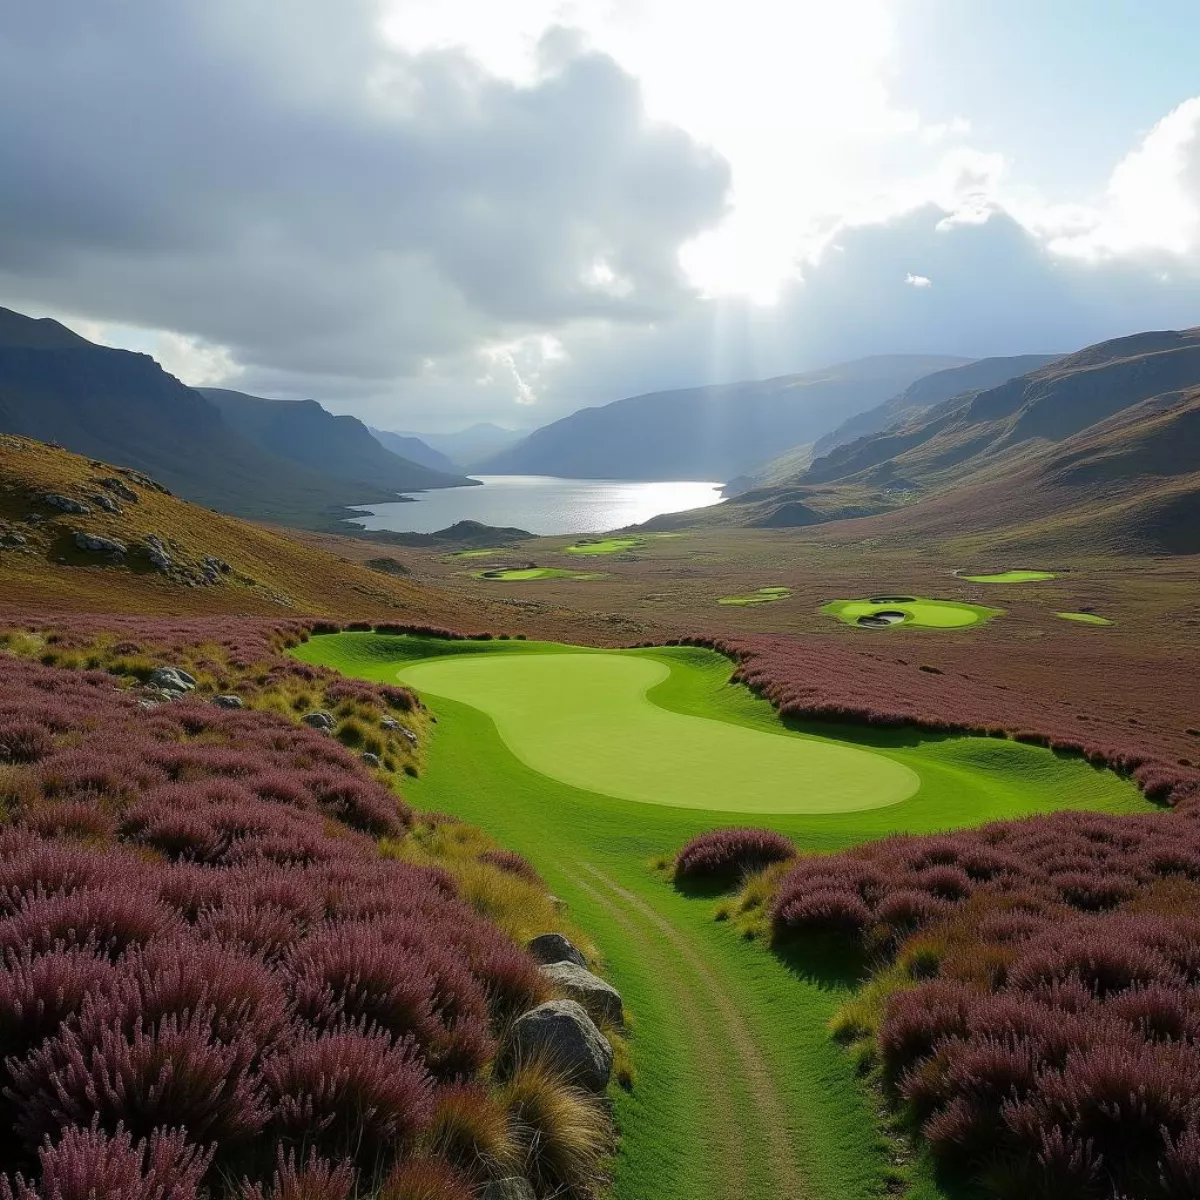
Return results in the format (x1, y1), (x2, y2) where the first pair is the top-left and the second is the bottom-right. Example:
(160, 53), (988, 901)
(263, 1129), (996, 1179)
(41, 493), (90, 514)
(99, 477), (139, 503)
(301, 711), (335, 730)
(379, 716), (400, 731)
(89, 493), (122, 514)
(74, 531), (128, 555)
(212, 695), (244, 709)
(528, 932), (588, 969)
(137, 698), (159, 710)
(147, 666), (196, 694)
(482, 1181), (536, 1200)
(503, 1000), (612, 1093)
(360, 751), (382, 768)
(399, 728), (418, 744)
(540, 962), (623, 1027)
(204, 556), (231, 574)
(1, 532), (26, 547)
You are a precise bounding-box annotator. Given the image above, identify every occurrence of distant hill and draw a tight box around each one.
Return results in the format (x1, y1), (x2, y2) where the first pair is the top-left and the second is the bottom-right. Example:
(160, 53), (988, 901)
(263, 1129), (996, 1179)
(400, 423), (524, 468)
(674, 327), (1200, 552)
(0, 307), (465, 529)
(479, 356), (969, 482)
(367, 427), (460, 474)
(198, 388), (471, 495)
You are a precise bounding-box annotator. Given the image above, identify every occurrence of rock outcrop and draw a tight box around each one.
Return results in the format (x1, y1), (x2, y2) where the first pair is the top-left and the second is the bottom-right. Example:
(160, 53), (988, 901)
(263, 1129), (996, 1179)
(502, 999), (612, 1093)
(539, 961), (623, 1027)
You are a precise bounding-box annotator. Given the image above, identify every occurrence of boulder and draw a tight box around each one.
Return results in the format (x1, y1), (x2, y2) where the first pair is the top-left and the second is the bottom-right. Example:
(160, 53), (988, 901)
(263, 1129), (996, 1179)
(503, 1000), (612, 1093)
(41, 493), (90, 514)
(361, 751), (382, 768)
(302, 711), (335, 730)
(483, 1181), (536, 1200)
(380, 716), (400, 731)
(89, 493), (123, 514)
(73, 532), (127, 556)
(539, 962), (623, 1027)
(99, 477), (139, 503)
(147, 666), (196, 694)
(528, 932), (588, 969)
(212, 695), (244, 709)
(399, 728), (418, 744)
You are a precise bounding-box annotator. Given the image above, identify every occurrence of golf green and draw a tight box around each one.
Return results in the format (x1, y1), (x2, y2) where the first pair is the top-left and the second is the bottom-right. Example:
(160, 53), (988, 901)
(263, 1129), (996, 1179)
(824, 596), (1000, 629)
(566, 536), (645, 555)
(718, 586), (792, 607)
(293, 633), (1152, 1200)
(959, 569), (1057, 583)
(1057, 611), (1114, 626)
(472, 566), (607, 581)
(399, 652), (918, 814)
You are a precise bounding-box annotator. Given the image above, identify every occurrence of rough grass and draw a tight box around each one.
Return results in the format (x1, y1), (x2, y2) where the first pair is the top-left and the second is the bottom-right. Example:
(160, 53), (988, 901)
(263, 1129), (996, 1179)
(717, 587), (792, 607)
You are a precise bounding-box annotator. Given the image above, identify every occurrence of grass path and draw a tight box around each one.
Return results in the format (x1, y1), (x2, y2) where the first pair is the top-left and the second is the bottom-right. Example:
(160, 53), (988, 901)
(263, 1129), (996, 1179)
(293, 633), (1155, 1200)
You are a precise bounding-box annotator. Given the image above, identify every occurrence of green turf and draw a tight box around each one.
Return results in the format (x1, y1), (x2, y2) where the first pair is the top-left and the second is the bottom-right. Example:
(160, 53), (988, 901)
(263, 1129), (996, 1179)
(1057, 611), (1114, 626)
(566, 536), (645, 556)
(718, 586), (792, 606)
(824, 596), (1001, 629)
(449, 547), (510, 559)
(959, 569), (1057, 583)
(400, 653), (918, 814)
(293, 632), (1153, 1200)
(471, 566), (607, 581)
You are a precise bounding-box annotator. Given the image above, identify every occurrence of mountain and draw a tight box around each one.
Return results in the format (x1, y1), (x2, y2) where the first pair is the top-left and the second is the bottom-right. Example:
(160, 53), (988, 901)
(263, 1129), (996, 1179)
(478, 355), (969, 482)
(680, 327), (1200, 549)
(367, 427), (460, 474)
(400, 423), (524, 468)
(198, 388), (471, 495)
(0, 306), (464, 529)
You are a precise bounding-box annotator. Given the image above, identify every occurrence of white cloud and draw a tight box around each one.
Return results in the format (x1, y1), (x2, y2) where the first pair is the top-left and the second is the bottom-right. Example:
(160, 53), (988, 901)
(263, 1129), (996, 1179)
(905, 273), (932, 288)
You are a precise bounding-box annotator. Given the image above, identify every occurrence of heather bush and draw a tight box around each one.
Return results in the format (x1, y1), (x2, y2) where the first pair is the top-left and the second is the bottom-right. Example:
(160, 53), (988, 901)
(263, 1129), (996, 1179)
(675, 827), (795, 883)
(240, 1151), (356, 1200)
(478, 848), (544, 887)
(377, 1157), (474, 1200)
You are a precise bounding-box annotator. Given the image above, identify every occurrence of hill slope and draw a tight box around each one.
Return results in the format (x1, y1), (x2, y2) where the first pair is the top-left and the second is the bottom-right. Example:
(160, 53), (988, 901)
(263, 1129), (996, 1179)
(480, 355), (969, 482)
(0, 307), (430, 528)
(367, 426), (461, 474)
(406, 422), (524, 467)
(199, 388), (472, 494)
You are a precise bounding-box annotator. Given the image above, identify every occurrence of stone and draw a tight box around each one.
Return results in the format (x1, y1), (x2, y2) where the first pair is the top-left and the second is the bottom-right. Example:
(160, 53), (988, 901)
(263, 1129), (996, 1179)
(137, 698), (159, 711)
(399, 728), (418, 744)
(503, 1000), (612, 1093)
(99, 477), (139, 503)
(361, 752), (382, 768)
(1, 532), (26, 547)
(528, 932), (588, 969)
(539, 962), (623, 1027)
(147, 666), (197, 694)
(41, 493), (90, 514)
(380, 716), (400, 731)
(73, 531), (128, 555)
(301, 711), (335, 730)
(212, 695), (244, 709)
(89, 493), (122, 514)
(483, 1181), (536, 1200)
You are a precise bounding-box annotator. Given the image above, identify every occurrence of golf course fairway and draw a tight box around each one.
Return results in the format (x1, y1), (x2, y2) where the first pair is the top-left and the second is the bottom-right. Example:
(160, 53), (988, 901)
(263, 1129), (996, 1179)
(473, 566), (606, 581)
(824, 596), (1000, 629)
(293, 633), (1155, 1200)
(959, 569), (1057, 583)
(1058, 611), (1114, 626)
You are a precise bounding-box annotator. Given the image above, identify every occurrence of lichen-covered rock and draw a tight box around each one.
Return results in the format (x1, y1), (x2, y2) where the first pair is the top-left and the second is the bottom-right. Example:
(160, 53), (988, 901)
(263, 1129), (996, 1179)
(147, 666), (196, 694)
(380, 716), (401, 731)
(98, 476), (139, 503)
(88, 493), (123, 514)
(73, 531), (127, 555)
(361, 751), (382, 768)
(528, 932), (588, 969)
(302, 711), (334, 730)
(503, 1000), (612, 1093)
(42, 493), (90, 514)
(539, 962), (623, 1027)
(212, 695), (244, 709)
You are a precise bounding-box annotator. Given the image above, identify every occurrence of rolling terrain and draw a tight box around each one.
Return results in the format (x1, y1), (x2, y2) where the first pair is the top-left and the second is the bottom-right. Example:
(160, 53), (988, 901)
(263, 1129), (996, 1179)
(367, 425), (462, 473)
(480, 355), (968, 482)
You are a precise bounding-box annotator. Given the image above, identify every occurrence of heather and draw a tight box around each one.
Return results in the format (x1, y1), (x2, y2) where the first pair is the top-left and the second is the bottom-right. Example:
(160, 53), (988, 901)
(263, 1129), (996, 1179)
(0, 644), (606, 1197)
(675, 827), (795, 883)
(711, 809), (1200, 1197)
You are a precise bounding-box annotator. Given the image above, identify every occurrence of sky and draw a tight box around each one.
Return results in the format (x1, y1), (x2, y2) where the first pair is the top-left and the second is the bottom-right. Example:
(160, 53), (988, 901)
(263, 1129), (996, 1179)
(1, 1), (1199, 432)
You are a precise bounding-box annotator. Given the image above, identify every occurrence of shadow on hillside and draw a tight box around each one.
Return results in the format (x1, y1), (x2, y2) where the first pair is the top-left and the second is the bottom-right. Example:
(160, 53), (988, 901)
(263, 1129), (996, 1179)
(770, 929), (869, 992)
(671, 874), (742, 901)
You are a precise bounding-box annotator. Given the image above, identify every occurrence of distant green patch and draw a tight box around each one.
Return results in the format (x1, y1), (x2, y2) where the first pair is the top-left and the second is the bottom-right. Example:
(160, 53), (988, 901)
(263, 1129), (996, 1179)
(566, 536), (645, 556)
(450, 547), (509, 559)
(824, 597), (1001, 629)
(959, 569), (1057, 583)
(1057, 611), (1114, 626)
(717, 586), (792, 607)
(472, 566), (607, 581)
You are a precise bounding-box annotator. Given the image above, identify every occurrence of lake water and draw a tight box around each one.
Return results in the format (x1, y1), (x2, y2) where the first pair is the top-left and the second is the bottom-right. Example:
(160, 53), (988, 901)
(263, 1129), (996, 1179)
(348, 475), (724, 536)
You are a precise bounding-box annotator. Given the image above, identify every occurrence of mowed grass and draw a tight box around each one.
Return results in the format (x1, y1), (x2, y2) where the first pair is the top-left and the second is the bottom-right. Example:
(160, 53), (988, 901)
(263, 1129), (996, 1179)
(959, 569), (1057, 583)
(823, 596), (1001, 629)
(1057, 611), (1115, 626)
(293, 633), (1153, 1200)
(718, 586), (792, 606)
(472, 566), (608, 581)
(566, 536), (646, 555)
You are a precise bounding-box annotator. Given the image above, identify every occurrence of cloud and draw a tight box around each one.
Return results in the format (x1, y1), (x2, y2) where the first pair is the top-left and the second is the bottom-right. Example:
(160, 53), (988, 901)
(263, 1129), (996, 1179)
(905, 273), (933, 288)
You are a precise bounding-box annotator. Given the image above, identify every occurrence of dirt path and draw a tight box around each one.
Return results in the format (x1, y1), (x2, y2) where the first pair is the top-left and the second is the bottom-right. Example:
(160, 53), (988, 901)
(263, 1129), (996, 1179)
(576, 862), (807, 1200)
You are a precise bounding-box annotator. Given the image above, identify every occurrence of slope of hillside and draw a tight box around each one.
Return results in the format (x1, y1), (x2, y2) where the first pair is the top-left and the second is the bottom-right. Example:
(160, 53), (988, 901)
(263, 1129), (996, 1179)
(368, 425), (461, 473)
(408, 422), (524, 467)
(0, 308), (421, 528)
(0, 434), (493, 620)
(199, 388), (472, 493)
(481, 355), (969, 481)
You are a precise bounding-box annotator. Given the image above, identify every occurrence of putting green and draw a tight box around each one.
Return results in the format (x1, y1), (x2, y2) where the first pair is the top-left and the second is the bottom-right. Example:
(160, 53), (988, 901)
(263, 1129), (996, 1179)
(718, 586), (792, 607)
(566, 536), (645, 556)
(824, 596), (1000, 629)
(472, 567), (607, 581)
(1057, 611), (1114, 626)
(959, 569), (1057, 583)
(398, 652), (918, 814)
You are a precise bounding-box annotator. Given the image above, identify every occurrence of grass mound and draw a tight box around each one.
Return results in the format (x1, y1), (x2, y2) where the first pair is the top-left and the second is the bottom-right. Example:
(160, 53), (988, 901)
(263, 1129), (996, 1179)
(1057, 610), (1114, 625)
(717, 586), (792, 607)
(823, 597), (1000, 629)
(958, 569), (1057, 583)
(472, 567), (607, 581)
(566, 537), (645, 556)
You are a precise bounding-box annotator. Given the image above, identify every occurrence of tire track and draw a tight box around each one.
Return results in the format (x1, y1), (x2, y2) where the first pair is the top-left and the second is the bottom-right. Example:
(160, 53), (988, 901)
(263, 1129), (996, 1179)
(578, 862), (806, 1200)
(570, 872), (748, 1200)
